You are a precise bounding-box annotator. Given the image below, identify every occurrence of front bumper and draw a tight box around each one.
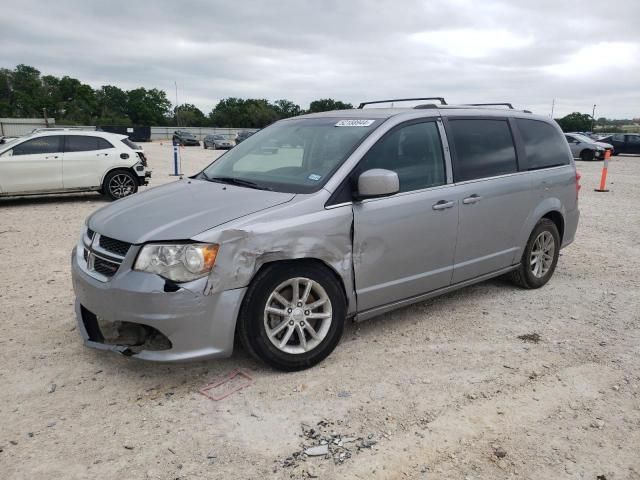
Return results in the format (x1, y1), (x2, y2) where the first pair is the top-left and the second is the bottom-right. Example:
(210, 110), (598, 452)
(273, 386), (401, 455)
(71, 247), (246, 362)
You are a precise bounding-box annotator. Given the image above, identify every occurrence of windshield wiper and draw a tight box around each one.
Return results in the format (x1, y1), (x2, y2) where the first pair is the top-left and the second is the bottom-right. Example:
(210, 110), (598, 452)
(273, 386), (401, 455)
(208, 175), (273, 191)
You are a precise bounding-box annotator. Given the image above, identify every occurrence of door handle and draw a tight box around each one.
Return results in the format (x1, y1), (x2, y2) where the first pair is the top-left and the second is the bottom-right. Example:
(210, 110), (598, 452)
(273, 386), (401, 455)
(462, 194), (482, 205)
(432, 200), (455, 210)
(45, 155), (59, 159)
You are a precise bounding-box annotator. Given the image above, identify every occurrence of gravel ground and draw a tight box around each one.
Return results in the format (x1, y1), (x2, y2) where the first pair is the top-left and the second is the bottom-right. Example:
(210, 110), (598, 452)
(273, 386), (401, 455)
(1, 143), (639, 480)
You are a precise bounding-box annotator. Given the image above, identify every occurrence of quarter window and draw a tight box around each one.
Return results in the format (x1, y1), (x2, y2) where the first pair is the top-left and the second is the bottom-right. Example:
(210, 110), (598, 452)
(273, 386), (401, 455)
(356, 121), (445, 192)
(12, 136), (62, 156)
(449, 119), (518, 181)
(65, 135), (114, 152)
(516, 119), (569, 170)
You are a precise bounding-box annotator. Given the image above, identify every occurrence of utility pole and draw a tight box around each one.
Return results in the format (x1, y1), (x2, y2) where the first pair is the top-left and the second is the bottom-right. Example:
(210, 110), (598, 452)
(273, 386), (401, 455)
(591, 104), (596, 132)
(42, 108), (49, 128)
(174, 81), (179, 127)
(550, 98), (555, 118)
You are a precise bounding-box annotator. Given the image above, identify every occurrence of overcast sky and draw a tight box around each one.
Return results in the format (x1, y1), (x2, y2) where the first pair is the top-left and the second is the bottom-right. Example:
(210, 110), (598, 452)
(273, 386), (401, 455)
(1, 0), (638, 118)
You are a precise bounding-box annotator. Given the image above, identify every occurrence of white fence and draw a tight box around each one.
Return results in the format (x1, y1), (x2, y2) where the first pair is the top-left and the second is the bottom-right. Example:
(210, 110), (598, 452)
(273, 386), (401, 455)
(0, 118), (56, 137)
(150, 127), (258, 141)
(0, 119), (257, 142)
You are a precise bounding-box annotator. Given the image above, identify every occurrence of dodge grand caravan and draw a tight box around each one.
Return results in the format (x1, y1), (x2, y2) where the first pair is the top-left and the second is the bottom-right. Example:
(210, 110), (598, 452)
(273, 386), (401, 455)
(71, 98), (580, 371)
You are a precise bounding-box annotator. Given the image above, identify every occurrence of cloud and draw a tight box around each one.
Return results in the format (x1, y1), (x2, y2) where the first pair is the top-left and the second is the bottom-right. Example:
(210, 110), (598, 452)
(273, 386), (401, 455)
(0, 0), (638, 118)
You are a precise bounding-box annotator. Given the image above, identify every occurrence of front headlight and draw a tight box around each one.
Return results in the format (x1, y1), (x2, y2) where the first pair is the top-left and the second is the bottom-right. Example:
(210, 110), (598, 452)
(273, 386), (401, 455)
(596, 146), (604, 151)
(134, 243), (218, 282)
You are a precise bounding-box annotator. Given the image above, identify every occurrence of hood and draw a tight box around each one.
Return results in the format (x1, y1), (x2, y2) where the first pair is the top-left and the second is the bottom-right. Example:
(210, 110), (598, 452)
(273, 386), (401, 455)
(595, 141), (613, 149)
(88, 179), (295, 243)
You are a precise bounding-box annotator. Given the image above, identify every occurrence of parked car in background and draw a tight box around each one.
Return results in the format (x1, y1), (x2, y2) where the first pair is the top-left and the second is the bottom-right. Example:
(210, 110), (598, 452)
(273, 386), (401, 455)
(235, 130), (255, 144)
(203, 134), (234, 150)
(172, 130), (200, 146)
(0, 129), (150, 200)
(597, 133), (640, 155)
(72, 99), (579, 371)
(564, 133), (612, 160)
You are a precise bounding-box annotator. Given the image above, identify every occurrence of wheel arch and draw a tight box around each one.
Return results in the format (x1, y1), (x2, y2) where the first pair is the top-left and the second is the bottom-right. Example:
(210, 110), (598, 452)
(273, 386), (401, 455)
(249, 257), (349, 311)
(100, 166), (142, 188)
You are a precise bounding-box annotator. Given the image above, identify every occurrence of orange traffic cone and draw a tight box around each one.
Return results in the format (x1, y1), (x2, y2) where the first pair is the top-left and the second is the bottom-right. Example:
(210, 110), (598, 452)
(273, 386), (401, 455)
(594, 149), (611, 192)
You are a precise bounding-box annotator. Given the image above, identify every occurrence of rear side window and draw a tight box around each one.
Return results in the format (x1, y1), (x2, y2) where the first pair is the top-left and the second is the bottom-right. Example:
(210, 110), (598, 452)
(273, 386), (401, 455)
(121, 138), (140, 150)
(65, 136), (114, 152)
(12, 136), (62, 156)
(516, 119), (569, 170)
(356, 121), (445, 192)
(448, 119), (517, 182)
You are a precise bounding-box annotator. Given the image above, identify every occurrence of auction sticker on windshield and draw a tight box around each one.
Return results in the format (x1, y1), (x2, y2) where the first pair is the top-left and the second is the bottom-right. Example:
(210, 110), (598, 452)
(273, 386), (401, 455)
(335, 119), (375, 127)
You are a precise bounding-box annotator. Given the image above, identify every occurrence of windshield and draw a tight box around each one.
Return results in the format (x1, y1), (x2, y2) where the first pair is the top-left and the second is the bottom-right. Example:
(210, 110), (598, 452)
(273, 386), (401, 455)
(572, 134), (594, 143)
(200, 117), (380, 193)
(213, 135), (225, 140)
(121, 138), (141, 150)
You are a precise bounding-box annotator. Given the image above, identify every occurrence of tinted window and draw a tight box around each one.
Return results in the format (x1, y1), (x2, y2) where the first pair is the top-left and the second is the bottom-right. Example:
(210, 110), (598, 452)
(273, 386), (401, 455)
(516, 119), (569, 170)
(449, 119), (517, 181)
(357, 121), (445, 192)
(65, 136), (113, 152)
(12, 136), (62, 156)
(121, 138), (140, 150)
(627, 135), (640, 144)
(612, 134), (625, 142)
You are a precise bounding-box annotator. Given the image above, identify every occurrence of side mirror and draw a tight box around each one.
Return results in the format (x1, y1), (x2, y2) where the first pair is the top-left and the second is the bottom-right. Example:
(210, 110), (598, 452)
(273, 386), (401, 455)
(357, 169), (399, 199)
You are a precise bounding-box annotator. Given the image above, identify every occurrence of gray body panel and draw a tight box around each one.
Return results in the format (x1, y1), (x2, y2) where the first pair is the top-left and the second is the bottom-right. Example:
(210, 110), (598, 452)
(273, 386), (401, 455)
(72, 105), (579, 362)
(352, 185), (458, 310)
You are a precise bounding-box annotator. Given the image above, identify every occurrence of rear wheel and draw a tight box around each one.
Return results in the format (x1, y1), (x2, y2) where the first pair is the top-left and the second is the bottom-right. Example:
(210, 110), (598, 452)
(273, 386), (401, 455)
(237, 262), (346, 371)
(580, 149), (595, 161)
(103, 170), (138, 201)
(509, 218), (560, 289)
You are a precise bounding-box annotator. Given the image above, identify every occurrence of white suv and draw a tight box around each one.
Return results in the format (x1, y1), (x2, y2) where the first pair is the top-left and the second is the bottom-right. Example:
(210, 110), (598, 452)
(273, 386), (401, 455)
(0, 129), (151, 200)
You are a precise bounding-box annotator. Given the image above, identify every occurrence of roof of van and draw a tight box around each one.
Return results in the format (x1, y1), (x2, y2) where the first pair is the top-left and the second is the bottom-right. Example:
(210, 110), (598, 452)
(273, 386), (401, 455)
(297, 105), (552, 122)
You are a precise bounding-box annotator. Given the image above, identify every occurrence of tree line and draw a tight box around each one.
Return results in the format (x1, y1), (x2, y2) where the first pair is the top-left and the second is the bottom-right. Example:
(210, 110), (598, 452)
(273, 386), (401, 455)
(0, 64), (353, 128)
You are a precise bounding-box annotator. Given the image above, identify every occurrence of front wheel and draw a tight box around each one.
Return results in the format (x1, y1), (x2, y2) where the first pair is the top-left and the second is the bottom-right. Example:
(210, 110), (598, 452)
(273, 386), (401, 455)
(509, 218), (560, 289)
(237, 262), (346, 371)
(580, 149), (595, 161)
(103, 170), (138, 201)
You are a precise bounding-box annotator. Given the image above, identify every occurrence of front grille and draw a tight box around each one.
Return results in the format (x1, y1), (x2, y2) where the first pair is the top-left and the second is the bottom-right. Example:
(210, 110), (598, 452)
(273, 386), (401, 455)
(93, 256), (120, 277)
(99, 235), (131, 257)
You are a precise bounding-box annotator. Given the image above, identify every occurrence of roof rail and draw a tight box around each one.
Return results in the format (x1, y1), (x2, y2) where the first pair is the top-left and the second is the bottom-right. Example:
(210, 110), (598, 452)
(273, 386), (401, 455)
(358, 97), (447, 109)
(465, 103), (514, 109)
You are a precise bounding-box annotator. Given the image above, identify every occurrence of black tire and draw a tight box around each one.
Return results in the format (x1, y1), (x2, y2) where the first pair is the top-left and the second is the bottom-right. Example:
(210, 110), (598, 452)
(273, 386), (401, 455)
(580, 149), (595, 161)
(103, 169), (138, 201)
(237, 262), (346, 371)
(509, 218), (560, 289)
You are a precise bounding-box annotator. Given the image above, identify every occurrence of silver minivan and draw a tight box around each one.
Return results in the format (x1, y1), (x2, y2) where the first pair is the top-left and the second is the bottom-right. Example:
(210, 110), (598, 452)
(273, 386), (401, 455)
(71, 99), (580, 371)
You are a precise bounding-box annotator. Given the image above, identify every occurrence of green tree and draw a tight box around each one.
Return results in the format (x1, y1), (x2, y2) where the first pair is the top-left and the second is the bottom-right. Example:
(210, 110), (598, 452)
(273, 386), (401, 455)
(96, 85), (130, 124)
(273, 99), (302, 118)
(127, 87), (172, 125)
(11, 64), (45, 116)
(308, 98), (353, 113)
(209, 98), (279, 128)
(174, 103), (206, 127)
(555, 112), (593, 132)
(0, 68), (11, 117)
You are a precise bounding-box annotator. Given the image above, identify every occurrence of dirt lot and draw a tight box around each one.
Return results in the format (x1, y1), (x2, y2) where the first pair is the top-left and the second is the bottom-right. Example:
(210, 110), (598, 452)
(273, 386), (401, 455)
(1, 143), (639, 480)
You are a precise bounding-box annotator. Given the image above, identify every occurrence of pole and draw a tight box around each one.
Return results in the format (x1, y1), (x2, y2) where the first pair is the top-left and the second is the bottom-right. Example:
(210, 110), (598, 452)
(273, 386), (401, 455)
(174, 81), (179, 127)
(550, 98), (555, 118)
(591, 104), (596, 132)
(43, 108), (49, 128)
(594, 149), (610, 192)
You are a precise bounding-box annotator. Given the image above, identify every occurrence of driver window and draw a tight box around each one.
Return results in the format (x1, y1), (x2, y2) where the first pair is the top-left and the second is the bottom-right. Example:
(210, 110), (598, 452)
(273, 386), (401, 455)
(356, 121), (445, 192)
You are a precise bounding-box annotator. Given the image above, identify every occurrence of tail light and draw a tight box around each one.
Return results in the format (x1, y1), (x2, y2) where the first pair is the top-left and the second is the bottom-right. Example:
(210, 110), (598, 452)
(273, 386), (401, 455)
(575, 170), (581, 199)
(136, 151), (147, 167)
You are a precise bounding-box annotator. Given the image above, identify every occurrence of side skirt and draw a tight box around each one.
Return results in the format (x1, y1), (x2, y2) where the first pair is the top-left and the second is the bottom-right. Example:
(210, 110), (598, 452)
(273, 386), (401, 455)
(354, 264), (519, 322)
